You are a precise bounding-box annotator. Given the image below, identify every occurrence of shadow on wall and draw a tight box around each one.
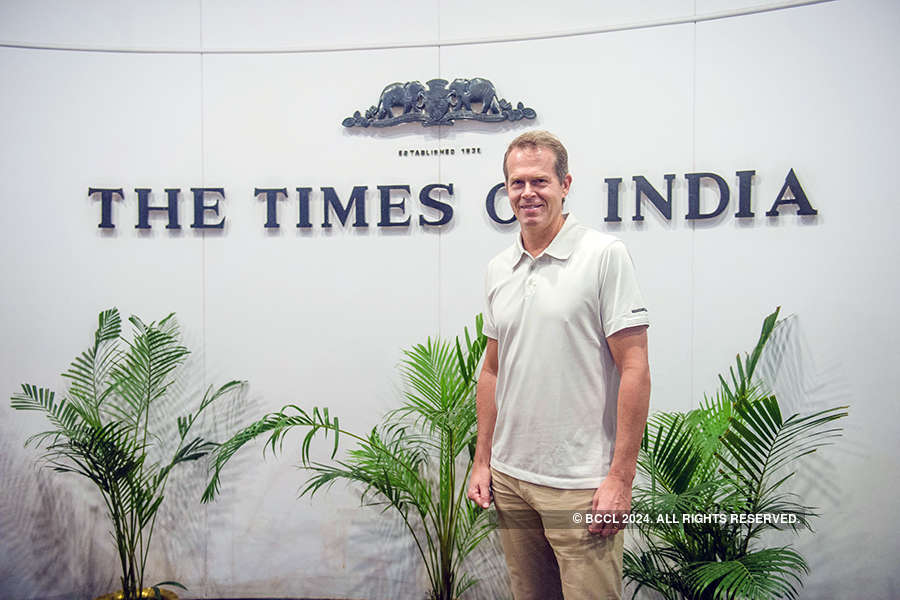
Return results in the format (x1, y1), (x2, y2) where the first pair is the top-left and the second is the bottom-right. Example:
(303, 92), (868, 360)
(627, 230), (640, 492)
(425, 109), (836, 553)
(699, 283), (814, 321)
(0, 332), (259, 600)
(0, 426), (115, 600)
(755, 313), (852, 508)
(462, 532), (512, 600)
(0, 311), (856, 600)
(750, 313), (861, 600)
(152, 362), (259, 596)
(320, 475), (511, 600)
(623, 312), (855, 600)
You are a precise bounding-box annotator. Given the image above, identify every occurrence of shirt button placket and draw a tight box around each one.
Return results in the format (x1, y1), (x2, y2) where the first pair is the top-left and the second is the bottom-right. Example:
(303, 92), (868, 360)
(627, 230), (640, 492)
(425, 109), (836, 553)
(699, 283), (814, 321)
(525, 259), (538, 298)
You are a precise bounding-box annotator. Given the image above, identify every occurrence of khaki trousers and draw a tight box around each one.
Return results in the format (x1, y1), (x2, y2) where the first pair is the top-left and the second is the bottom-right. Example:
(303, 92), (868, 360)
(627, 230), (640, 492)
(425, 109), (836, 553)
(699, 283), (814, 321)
(491, 468), (624, 600)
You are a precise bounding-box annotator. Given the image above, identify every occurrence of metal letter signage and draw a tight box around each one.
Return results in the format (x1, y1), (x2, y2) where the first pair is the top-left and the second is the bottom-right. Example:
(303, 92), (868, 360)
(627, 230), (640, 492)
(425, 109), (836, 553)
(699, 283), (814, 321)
(87, 170), (816, 232)
(342, 77), (537, 128)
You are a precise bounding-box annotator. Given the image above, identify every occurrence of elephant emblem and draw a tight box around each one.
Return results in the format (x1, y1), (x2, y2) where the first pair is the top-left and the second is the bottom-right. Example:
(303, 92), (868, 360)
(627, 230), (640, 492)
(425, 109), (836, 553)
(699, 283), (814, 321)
(342, 76), (535, 127)
(376, 81), (426, 119)
(423, 79), (452, 124)
(448, 77), (500, 114)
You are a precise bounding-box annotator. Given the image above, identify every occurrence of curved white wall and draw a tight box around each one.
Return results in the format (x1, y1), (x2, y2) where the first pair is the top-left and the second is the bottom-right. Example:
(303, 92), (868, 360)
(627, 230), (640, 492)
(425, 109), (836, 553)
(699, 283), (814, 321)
(2, 1), (897, 598)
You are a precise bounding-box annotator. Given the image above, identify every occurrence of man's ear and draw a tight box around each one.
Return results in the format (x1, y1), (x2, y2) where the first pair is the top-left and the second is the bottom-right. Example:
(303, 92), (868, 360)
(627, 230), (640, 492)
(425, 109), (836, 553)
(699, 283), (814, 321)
(562, 173), (572, 196)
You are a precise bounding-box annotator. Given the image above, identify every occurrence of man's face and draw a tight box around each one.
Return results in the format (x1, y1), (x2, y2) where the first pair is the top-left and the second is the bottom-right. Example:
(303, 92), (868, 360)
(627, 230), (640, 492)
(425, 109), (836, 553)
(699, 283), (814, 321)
(505, 145), (572, 232)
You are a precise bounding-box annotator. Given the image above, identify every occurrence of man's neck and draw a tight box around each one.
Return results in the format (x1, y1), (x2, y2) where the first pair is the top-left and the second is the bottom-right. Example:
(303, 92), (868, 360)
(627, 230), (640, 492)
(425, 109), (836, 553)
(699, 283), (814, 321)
(520, 214), (566, 258)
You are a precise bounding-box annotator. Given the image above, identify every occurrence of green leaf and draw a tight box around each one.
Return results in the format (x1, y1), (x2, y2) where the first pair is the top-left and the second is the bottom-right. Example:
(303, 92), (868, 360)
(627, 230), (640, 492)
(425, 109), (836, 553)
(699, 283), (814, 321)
(10, 308), (240, 600)
(202, 314), (490, 600)
(152, 580), (187, 590)
(688, 546), (807, 600)
(628, 309), (846, 600)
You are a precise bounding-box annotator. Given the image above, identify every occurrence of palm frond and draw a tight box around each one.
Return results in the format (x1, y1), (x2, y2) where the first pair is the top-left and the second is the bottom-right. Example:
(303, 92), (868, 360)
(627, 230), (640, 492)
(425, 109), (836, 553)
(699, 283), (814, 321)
(61, 307), (122, 425)
(627, 308), (846, 600)
(624, 546), (686, 600)
(316, 424), (433, 512)
(452, 498), (494, 563)
(202, 315), (489, 600)
(12, 385), (86, 445)
(202, 405), (355, 503)
(639, 413), (703, 495)
(719, 397), (848, 507)
(108, 315), (189, 422)
(721, 308), (780, 407)
(10, 308), (242, 600)
(688, 547), (808, 600)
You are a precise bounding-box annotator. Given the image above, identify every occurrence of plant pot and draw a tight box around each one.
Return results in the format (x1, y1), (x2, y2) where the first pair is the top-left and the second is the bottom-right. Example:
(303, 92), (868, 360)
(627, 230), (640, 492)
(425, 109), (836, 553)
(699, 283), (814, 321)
(93, 589), (178, 600)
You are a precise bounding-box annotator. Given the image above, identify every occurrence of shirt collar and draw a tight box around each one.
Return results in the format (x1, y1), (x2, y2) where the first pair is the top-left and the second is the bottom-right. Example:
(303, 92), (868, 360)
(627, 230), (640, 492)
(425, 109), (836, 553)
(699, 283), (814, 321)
(513, 213), (580, 267)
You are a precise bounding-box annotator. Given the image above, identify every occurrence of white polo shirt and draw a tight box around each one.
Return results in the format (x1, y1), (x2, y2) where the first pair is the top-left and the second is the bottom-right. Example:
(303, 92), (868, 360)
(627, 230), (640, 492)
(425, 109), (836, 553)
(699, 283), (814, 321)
(483, 214), (649, 489)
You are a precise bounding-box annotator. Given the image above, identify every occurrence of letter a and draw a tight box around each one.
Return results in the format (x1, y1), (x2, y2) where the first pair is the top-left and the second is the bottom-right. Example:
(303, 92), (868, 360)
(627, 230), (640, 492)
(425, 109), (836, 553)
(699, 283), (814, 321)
(766, 169), (817, 216)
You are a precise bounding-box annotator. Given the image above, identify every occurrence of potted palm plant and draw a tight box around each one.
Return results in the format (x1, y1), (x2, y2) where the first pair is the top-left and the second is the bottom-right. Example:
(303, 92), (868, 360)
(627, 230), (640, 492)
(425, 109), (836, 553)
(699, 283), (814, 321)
(10, 308), (243, 600)
(202, 315), (494, 600)
(624, 308), (848, 600)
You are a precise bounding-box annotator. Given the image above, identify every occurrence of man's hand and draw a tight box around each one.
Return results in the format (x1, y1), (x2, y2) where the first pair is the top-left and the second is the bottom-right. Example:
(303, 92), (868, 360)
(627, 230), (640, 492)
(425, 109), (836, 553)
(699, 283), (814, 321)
(467, 463), (493, 509)
(589, 475), (632, 536)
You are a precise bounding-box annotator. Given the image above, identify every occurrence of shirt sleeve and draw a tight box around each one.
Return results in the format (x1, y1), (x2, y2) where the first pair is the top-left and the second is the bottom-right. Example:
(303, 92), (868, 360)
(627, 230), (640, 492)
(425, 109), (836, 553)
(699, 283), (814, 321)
(482, 263), (498, 340)
(598, 240), (650, 337)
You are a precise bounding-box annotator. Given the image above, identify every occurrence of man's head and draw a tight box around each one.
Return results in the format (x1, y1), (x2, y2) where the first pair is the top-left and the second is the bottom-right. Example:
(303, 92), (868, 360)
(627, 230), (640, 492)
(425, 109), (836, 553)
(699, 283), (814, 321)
(503, 130), (572, 233)
(503, 130), (569, 186)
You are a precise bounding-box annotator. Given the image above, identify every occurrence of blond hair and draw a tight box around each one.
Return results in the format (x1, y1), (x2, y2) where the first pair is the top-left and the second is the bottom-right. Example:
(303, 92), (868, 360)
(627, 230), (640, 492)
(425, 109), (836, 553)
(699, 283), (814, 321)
(503, 130), (569, 184)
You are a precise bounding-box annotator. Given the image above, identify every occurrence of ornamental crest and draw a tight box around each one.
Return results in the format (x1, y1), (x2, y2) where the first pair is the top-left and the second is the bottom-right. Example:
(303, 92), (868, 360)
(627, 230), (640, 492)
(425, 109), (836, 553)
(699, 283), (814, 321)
(342, 77), (537, 128)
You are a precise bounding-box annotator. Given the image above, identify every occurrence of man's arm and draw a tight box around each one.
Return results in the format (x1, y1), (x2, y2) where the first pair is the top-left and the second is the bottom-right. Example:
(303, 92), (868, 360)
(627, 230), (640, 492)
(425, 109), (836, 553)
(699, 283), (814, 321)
(467, 337), (498, 509)
(590, 325), (650, 535)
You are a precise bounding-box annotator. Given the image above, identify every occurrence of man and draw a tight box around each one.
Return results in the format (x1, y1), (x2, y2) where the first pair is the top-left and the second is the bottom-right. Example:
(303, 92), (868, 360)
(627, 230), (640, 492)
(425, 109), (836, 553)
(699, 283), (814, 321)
(467, 131), (650, 600)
